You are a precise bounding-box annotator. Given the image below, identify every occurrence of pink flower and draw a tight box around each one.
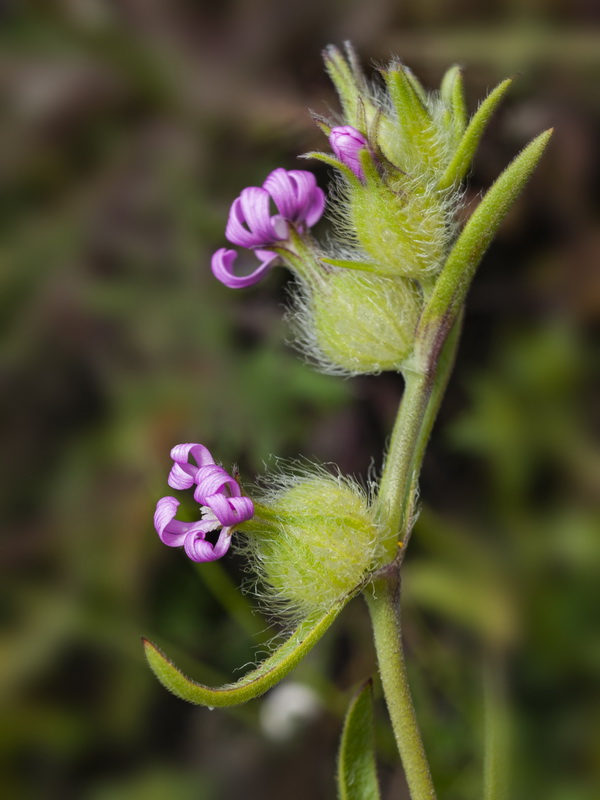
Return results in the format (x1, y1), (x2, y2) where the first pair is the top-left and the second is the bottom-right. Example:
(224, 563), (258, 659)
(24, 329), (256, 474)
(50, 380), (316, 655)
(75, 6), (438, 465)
(154, 443), (254, 563)
(212, 168), (325, 288)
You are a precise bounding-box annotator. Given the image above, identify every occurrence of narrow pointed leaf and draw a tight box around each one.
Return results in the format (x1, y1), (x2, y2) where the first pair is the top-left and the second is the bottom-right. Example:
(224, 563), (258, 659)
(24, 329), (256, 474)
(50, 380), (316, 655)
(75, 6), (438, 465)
(440, 64), (461, 106)
(386, 67), (431, 143)
(143, 595), (349, 707)
(337, 680), (381, 800)
(321, 257), (381, 274)
(440, 65), (467, 144)
(302, 151), (359, 184)
(438, 78), (513, 191)
(450, 69), (467, 136)
(420, 129), (552, 339)
(403, 67), (428, 106)
(343, 41), (368, 92)
(324, 45), (361, 126)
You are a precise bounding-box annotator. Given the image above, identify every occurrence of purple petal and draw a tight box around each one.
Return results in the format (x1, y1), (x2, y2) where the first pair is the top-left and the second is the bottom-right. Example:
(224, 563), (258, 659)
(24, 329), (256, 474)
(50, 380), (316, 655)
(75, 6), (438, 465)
(239, 188), (279, 243)
(171, 443), (215, 467)
(226, 191), (275, 248)
(167, 443), (215, 490)
(286, 171), (318, 218)
(193, 463), (241, 502)
(302, 185), (326, 228)
(205, 493), (254, 527)
(225, 187), (283, 248)
(167, 462), (196, 490)
(154, 496), (200, 547)
(211, 248), (278, 289)
(263, 168), (298, 220)
(329, 126), (367, 181)
(225, 196), (259, 248)
(264, 169), (325, 229)
(184, 528), (232, 562)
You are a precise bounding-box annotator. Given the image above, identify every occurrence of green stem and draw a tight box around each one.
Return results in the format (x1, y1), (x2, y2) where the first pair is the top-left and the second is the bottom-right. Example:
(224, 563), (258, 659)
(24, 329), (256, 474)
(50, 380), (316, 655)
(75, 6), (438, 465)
(376, 314), (462, 551)
(376, 367), (432, 546)
(366, 573), (437, 800)
(368, 315), (463, 794)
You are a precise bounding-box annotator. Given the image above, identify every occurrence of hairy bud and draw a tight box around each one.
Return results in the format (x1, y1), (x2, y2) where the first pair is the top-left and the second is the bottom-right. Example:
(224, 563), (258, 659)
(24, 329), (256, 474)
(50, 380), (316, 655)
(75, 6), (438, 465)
(237, 469), (387, 620)
(294, 269), (421, 375)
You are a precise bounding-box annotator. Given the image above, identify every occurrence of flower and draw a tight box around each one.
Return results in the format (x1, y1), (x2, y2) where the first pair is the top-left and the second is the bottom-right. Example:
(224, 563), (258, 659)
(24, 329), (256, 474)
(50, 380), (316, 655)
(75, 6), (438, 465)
(154, 443), (254, 562)
(212, 168), (325, 288)
(329, 126), (368, 180)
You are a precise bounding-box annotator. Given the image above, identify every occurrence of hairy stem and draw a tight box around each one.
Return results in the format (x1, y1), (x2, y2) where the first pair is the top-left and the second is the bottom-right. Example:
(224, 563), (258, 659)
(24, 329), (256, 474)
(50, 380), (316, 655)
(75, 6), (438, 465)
(366, 573), (436, 800)
(368, 315), (463, 793)
(376, 315), (462, 552)
(376, 368), (432, 548)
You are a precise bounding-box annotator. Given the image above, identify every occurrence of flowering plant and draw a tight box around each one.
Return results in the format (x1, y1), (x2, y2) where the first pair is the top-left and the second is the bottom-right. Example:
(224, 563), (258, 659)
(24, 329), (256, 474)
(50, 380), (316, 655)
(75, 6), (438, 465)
(143, 43), (550, 799)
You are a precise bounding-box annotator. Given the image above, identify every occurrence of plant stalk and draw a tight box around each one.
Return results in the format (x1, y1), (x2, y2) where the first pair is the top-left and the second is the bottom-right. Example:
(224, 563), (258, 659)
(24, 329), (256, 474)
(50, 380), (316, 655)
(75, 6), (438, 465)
(368, 315), (463, 795)
(376, 314), (463, 550)
(366, 574), (437, 800)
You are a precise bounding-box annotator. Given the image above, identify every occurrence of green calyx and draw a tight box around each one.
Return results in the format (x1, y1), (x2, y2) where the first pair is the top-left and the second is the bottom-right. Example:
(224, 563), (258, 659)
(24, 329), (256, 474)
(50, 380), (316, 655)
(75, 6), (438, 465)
(348, 178), (449, 279)
(238, 472), (388, 620)
(304, 268), (421, 375)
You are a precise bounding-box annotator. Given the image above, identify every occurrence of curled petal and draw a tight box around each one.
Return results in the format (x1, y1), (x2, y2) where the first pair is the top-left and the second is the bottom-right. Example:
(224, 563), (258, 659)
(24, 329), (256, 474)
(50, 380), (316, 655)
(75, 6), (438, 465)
(154, 496), (216, 548)
(302, 183), (326, 228)
(263, 168), (325, 229)
(184, 528), (232, 562)
(211, 248), (278, 289)
(170, 443), (215, 467)
(287, 170), (326, 227)
(262, 168), (300, 220)
(193, 463), (241, 503)
(206, 493), (254, 527)
(155, 444), (255, 564)
(226, 191), (265, 247)
(168, 443), (215, 490)
(239, 187), (283, 244)
(226, 188), (286, 248)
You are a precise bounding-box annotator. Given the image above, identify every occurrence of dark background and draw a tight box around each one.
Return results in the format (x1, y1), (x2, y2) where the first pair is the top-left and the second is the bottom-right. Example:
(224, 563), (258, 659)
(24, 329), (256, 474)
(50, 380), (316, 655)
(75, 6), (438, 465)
(1, 2), (599, 798)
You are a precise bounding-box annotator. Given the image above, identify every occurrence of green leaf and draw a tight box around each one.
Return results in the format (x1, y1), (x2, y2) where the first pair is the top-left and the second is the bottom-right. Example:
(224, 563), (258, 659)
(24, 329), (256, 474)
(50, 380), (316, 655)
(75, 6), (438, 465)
(323, 45), (362, 127)
(440, 65), (467, 142)
(438, 78), (513, 191)
(302, 151), (359, 184)
(403, 66), (429, 107)
(419, 129), (553, 340)
(143, 595), (349, 707)
(337, 680), (381, 800)
(440, 64), (460, 106)
(320, 257), (381, 274)
(385, 66), (431, 145)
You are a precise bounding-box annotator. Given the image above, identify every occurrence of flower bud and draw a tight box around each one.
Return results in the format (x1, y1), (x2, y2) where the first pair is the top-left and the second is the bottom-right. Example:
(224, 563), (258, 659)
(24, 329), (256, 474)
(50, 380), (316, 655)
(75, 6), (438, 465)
(329, 126), (368, 181)
(313, 50), (513, 284)
(237, 470), (387, 620)
(295, 269), (421, 375)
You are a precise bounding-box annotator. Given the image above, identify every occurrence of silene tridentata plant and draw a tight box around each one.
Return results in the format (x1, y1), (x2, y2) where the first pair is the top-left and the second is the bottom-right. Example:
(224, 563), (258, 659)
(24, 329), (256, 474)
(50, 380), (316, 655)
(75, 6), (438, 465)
(144, 43), (551, 799)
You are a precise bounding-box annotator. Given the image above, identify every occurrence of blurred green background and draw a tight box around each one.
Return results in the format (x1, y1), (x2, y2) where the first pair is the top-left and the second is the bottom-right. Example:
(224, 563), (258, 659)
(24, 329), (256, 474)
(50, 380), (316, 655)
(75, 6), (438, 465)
(1, 2), (599, 798)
